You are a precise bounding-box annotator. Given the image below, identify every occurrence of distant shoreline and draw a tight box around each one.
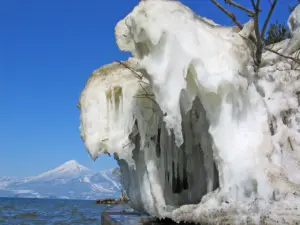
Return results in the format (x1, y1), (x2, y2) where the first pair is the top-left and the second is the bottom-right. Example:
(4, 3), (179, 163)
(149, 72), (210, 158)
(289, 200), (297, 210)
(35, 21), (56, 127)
(0, 196), (114, 201)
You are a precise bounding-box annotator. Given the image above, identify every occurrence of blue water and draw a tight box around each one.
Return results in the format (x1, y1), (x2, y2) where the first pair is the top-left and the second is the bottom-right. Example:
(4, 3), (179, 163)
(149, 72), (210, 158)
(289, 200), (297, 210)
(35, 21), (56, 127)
(0, 197), (109, 225)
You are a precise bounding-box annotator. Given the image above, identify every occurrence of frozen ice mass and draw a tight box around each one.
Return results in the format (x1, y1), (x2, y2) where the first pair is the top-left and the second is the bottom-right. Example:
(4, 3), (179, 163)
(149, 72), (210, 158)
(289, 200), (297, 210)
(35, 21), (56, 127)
(79, 1), (300, 224)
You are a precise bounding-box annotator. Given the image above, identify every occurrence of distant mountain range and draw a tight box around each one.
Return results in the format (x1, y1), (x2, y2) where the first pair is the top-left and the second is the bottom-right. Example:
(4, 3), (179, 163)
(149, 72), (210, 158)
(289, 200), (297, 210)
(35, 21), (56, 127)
(0, 160), (121, 200)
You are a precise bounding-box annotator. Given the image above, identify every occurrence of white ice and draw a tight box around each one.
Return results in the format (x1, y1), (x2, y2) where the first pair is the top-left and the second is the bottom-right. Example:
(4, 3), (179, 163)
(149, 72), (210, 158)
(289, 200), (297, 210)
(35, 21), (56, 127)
(79, 0), (300, 224)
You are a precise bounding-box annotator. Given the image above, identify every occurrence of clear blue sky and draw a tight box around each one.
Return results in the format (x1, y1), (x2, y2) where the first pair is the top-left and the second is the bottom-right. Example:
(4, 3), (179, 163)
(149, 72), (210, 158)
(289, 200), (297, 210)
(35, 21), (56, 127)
(0, 0), (296, 177)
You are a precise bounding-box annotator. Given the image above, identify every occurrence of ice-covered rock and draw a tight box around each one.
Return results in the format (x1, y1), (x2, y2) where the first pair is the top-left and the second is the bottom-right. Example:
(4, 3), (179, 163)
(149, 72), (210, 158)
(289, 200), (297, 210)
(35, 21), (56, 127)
(79, 0), (300, 224)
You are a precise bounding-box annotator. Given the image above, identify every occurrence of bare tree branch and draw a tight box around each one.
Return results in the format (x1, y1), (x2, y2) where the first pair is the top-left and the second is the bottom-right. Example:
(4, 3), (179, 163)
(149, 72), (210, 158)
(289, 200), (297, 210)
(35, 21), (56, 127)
(264, 46), (300, 64)
(135, 94), (155, 97)
(211, 0), (300, 71)
(224, 0), (255, 16)
(250, 0), (262, 12)
(139, 83), (149, 95)
(211, 0), (263, 68)
(133, 95), (160, 107)
(210, 0), (257, 44)
(261, 0), (278, 40)
(122, 141), (133, 148)
(292, 51), (300, 69)
(256, 0), (261, 13)
(115, 60), (142, 80)
(250, 0), (256, 9)
(115, 60), (161, 112)
(210, 0), (243, 29)
(288, 136), (294, 151)
(251, 0), (263, 67)
(115, 60), (150, 85)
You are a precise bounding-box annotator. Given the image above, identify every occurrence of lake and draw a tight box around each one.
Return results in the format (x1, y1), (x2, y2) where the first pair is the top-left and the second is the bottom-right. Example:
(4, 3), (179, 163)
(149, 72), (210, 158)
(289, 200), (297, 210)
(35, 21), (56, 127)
(0, 197), (109, 224)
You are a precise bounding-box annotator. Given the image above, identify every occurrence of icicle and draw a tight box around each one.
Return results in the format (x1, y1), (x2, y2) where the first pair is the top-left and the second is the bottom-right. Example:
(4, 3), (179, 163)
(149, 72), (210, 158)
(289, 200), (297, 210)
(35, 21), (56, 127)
(173, 131), (178, 181)
(178, 144), (184, 189)
(168, 127), (173, 189)
(155, 127), (161, 158)
(182, 151), (189, 190)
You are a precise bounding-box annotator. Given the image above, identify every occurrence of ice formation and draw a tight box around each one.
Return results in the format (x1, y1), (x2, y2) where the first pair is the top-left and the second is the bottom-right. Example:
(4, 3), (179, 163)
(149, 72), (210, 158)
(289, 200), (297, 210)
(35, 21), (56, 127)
(79, 1), (300, 224)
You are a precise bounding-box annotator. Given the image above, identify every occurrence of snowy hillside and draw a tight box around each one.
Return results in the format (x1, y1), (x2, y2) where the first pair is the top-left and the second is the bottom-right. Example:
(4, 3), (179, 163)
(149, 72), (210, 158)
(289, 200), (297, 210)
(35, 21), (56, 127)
(0, 160), (121, 200)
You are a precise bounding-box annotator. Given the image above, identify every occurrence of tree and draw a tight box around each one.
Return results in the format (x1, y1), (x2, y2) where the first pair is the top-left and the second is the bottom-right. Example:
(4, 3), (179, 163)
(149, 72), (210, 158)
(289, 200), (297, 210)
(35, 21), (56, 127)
(210, 0), (300, 71)
(265, 20), (290, 46)
(265, 0), (300, 45)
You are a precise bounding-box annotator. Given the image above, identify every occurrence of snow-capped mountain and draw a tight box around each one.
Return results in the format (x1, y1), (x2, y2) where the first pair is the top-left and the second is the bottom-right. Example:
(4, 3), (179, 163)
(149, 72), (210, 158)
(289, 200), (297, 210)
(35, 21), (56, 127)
(0, 160), (121, 200)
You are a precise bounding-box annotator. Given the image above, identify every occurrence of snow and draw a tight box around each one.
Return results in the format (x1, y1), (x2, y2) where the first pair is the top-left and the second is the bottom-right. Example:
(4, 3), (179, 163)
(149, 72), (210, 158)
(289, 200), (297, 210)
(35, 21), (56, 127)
(14, 190), (37, 194)
(79, 58), (146, 167)
(82, 176), (91, 183)
(0, 160), (121, 200)
(79, 0), (300, 224)
(100, 169), (122, 190)
(26, 160), (93, 183)
(0, 177), (21, 189)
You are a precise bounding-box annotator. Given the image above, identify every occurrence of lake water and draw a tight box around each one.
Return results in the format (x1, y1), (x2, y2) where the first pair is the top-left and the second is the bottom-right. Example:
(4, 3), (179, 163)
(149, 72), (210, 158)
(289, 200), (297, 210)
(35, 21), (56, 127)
(0, 197), (109, 225)
(0, 197), (194, 225)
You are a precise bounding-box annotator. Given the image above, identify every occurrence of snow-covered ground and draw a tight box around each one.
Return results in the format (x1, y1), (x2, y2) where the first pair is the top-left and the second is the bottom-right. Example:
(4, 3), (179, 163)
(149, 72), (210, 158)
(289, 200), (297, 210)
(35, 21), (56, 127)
(79, 0), (300, 224)
(0, 160), (120, 200)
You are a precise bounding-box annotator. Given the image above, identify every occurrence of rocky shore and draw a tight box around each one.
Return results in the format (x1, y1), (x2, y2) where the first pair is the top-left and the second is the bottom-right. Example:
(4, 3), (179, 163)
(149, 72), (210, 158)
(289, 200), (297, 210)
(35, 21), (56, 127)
(96, 196), (128, 205)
